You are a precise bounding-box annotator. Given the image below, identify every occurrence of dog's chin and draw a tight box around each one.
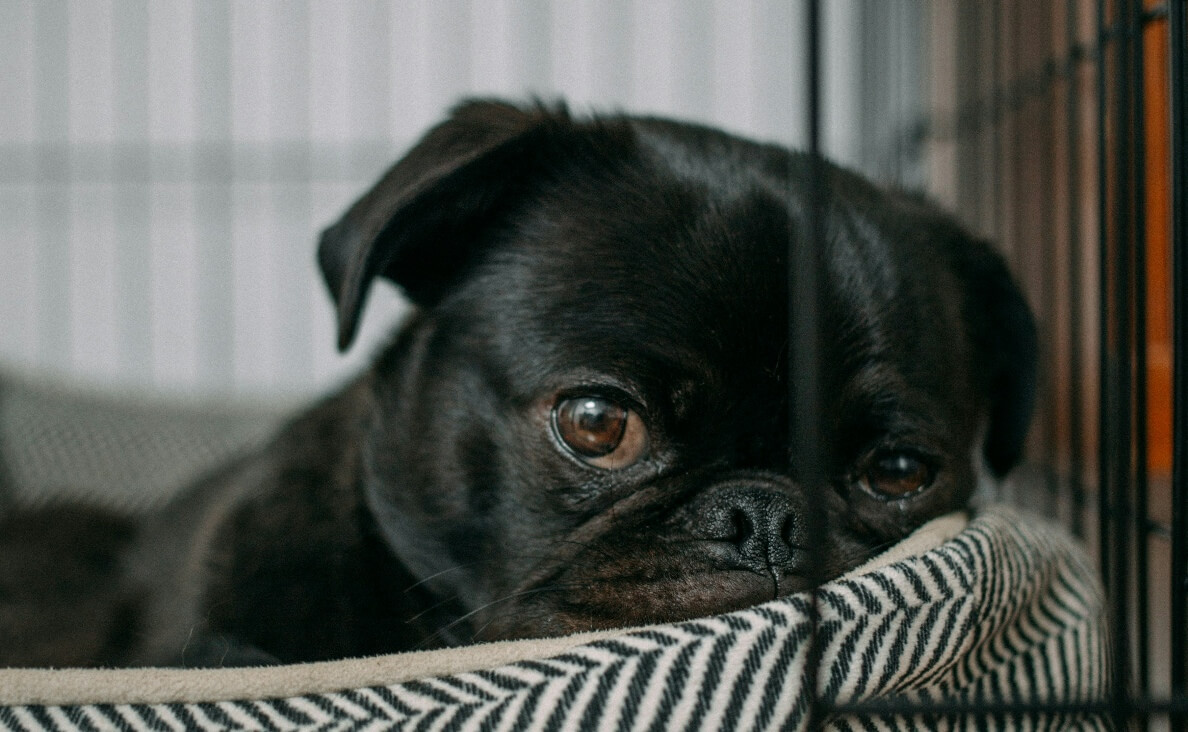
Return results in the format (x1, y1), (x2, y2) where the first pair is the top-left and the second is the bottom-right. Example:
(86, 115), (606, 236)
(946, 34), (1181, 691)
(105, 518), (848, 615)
(469, 568), (821, 643)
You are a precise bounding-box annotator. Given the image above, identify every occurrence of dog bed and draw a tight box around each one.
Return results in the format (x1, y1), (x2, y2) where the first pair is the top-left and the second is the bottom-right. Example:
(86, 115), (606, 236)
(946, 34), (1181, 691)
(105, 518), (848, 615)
(0, 504), (1108, 731)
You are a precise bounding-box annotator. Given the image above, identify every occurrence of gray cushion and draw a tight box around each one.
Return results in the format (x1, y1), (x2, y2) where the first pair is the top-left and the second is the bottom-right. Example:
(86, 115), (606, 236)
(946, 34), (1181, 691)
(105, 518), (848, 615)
(0, 371), (290, 513)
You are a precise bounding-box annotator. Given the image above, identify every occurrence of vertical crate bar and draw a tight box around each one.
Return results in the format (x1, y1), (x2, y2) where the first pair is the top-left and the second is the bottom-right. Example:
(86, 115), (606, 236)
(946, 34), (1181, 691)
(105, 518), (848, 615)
(1096, 0), (1132, 720)
(1111, 0), (1136, 713)
(795, 0), (825, 724)
(1169, 0), (1188, 722)
(1040, 1), (1062, 518)
(1066, 0), (1087, 538)
(1129, 0), (1151, 699)
(1096, 0), (1113, 625)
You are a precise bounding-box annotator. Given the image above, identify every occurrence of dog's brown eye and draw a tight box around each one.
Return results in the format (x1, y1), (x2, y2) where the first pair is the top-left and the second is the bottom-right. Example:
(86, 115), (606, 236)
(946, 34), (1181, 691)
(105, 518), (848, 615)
(862, 452), (932, 498)
(553, 397), (648, 469)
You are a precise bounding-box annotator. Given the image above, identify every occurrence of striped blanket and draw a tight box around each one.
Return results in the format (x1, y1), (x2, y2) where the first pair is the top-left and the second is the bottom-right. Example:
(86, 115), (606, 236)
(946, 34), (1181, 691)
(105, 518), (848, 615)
(0, 505), (1108, 731)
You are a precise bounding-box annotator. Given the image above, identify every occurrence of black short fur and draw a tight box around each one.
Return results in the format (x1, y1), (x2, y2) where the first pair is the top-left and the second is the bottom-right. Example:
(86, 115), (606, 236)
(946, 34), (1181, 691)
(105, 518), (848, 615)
(0, 100), (1036, 667)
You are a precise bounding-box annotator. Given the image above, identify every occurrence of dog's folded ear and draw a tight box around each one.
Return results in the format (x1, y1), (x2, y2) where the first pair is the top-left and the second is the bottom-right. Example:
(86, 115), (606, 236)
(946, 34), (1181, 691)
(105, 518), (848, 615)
(318, 99), (574, 350)
(962, 244), (1039, 477)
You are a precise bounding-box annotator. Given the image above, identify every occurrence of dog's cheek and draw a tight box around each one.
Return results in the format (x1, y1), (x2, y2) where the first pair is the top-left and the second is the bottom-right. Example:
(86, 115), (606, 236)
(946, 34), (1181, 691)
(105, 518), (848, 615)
(386, 400), (583, 610)
(359, 361), (504, 609)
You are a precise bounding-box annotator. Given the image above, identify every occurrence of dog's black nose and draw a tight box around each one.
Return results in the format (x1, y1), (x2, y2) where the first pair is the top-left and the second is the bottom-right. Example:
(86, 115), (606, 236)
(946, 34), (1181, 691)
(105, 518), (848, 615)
(688, 484), (808, 574)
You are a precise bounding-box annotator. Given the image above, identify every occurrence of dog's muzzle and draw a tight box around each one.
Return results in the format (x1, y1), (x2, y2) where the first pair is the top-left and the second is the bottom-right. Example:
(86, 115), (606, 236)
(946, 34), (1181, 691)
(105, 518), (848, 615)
(681, 475), (814, 578)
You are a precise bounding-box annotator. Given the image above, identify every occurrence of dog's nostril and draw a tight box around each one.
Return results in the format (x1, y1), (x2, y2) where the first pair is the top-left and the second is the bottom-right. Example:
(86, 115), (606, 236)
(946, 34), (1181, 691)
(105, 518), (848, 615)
(728, 507), (754, 544)
(781, 514), (801, 548)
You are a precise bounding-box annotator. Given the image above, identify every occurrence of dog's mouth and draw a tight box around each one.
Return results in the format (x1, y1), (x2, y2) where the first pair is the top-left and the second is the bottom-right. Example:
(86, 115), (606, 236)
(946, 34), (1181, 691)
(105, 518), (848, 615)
(451, 477), (841, 643)
(470, 574), (805, 642)
(463, 541), (822, 643)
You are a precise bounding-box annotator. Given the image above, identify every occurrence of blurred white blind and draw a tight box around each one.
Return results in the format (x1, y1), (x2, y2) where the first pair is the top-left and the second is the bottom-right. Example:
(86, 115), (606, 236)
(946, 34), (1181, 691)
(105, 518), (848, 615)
(0, 0), (924, 398)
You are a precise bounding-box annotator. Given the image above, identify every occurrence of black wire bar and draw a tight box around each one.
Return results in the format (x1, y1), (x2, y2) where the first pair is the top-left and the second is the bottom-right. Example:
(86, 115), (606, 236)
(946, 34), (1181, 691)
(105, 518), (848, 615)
(794, 1), (826, 726)
(1039, 1), (1062, 520)
(1097, 0), (1136, 723)
(1066, 0), (1088, 540)
(1168, 0), (1188, 725)
(1129, 0), (1152, 698)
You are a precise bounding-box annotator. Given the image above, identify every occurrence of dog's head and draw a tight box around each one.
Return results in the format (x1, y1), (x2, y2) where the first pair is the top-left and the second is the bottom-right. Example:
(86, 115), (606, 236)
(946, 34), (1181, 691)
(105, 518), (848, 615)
(318, 100), (1037, 643)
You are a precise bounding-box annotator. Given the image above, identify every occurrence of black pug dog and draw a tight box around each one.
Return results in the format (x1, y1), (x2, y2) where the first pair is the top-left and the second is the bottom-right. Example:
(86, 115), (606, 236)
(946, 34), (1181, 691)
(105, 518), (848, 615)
(0, 100), (1036, 668)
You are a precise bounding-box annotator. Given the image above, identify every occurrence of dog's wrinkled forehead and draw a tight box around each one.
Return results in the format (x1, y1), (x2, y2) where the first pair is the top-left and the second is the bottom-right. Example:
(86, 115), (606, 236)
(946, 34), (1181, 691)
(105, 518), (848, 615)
(517, 187), (786, 344)
(444, 137), (799, 390)
(458, 140), (893, 354)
